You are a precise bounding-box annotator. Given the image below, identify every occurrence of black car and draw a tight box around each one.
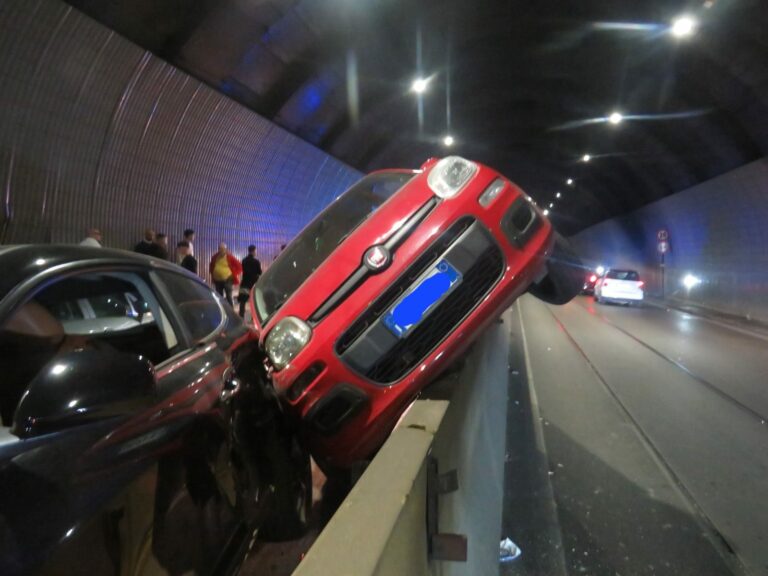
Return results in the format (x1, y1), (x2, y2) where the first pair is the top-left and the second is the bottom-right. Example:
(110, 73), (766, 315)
(0, 246), (309, 576)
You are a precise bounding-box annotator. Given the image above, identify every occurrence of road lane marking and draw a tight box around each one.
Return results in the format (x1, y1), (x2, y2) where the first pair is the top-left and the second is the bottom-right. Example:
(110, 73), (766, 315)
(513, 301), (567, 576)
(574, 300), (768, 425)
(544, 302), (749, 576)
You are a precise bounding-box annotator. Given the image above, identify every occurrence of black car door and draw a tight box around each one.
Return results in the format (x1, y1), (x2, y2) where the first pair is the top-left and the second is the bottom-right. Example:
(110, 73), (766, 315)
(0, 268), (183, 575)
(0, 266), (253, 576)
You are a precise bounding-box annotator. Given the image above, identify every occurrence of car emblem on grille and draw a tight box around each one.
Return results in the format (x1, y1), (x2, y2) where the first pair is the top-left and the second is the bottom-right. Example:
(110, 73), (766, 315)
(363, 245), (391, 271)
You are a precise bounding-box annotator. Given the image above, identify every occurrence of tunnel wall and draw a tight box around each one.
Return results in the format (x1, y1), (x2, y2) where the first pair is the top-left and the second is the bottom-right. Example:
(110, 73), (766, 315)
(570, 158), (768, 323)
(0, 0), (361, 274)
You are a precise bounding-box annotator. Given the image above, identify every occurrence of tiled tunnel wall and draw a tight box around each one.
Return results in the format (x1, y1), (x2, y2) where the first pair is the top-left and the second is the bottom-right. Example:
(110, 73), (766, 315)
(0, 0), (361, 278)
(570, 158), (768, 323)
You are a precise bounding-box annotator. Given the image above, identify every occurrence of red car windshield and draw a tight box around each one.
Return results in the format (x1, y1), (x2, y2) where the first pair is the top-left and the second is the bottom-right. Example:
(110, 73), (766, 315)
(254, 171), (415, 323)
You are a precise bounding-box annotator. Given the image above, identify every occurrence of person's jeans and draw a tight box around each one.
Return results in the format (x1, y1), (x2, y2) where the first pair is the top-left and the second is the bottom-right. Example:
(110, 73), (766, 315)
(214, 278), (234, 306)
(238, 286), (251, 318)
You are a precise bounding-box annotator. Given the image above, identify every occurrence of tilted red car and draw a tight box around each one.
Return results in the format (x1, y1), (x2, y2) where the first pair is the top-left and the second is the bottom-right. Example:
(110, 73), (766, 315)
(251, 157), (580, 470)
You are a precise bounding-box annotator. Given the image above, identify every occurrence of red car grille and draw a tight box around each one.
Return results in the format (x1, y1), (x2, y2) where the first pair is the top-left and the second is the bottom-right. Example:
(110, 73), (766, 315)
(336, 217), (504, 384)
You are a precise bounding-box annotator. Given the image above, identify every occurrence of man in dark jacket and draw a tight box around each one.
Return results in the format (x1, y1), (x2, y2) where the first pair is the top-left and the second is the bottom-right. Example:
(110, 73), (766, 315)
(134, 229), (157, 255)
(154, 233), (170, 260)
(238, 245), (262, 318)
(176, 241), (197, 275)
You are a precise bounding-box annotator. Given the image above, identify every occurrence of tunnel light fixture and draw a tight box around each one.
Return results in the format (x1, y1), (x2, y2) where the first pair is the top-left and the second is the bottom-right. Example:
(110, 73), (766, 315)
(555, 192), (562, 199)
(608, 112), (624, 125)
(671, 16), (696, 38)
(543, 209), (550, 216)
(596, 265), (605, 276)
(566, 178), (574, 186)
(443, 134), (455, 146)
(582, 154), (592, 163)
(411, 77), (429, 93)
(549, 202), (554, 208)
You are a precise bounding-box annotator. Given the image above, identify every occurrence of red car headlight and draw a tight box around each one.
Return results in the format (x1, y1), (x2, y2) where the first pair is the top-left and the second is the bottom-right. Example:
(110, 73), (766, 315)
(427, 156), (478, 199)
(265, 317), (311, 370)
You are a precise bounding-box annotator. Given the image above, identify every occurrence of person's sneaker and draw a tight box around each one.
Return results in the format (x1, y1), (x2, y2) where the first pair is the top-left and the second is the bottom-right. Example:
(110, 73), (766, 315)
(500, 537), (522, 562)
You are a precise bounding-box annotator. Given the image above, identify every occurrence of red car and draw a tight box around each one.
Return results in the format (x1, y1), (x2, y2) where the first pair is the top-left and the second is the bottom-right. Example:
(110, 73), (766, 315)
(251, 157), (580, 470)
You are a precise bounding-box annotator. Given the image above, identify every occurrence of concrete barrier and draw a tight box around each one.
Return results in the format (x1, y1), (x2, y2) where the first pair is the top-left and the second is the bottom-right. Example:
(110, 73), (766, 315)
(292, 315), (511, 576)
(292, 400), (448, 576)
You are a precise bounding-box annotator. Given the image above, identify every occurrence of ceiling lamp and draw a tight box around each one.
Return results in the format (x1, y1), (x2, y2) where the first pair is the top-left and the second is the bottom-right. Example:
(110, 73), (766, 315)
(411, 77), (429, 93)
(671, 16), (696, 38)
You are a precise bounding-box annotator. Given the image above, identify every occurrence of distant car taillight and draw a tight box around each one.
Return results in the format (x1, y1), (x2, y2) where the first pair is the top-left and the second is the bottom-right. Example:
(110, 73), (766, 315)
(638, 281), (645, 288)
(589, 274), (597, 282)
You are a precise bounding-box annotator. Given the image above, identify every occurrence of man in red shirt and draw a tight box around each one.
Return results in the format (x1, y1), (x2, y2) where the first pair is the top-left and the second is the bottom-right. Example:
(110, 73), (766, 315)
(209, 242), (242, 306)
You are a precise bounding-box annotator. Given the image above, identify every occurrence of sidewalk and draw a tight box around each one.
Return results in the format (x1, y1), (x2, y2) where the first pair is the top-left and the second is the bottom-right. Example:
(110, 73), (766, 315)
(643, 296), (768, 340)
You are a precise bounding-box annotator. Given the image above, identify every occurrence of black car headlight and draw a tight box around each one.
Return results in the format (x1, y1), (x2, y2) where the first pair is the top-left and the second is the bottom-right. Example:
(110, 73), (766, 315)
(265, 317), (311, 370)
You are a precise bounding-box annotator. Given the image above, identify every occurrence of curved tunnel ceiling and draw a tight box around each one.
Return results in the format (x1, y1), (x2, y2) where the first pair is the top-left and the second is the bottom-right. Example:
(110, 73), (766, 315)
(65, 0), (768, 235)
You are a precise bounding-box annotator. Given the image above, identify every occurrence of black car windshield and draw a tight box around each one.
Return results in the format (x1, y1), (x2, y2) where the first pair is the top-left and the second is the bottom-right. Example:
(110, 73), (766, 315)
(606, 269), (640, 280)
(254, 171), (415, 322)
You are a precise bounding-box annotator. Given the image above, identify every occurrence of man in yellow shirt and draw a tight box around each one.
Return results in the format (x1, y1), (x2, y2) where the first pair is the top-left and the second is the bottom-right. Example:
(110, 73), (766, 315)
(208, 243), (242, 306)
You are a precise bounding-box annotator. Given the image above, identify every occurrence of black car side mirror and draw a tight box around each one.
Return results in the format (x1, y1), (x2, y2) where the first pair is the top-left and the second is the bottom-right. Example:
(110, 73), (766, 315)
(13, 347), (158, 438)
(528, 233), (585, 305)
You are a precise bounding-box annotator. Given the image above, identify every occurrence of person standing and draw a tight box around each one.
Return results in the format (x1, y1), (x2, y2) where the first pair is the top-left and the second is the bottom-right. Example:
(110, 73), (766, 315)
(176, 228), (195, 264)
(79, 228), (102, 247)
(209, 243), (242, 306)
(176, 241), (197, 274)
(134, 229), (158, 256)
(155, 233), (170, 260)
(238, 245), (262, 318)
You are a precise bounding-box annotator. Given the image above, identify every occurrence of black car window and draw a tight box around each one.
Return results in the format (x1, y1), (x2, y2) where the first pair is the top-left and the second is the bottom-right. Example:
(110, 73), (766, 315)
(156, 271), (224, 343)
(606, 270), (640, 280)
(0, 271), (174, 428)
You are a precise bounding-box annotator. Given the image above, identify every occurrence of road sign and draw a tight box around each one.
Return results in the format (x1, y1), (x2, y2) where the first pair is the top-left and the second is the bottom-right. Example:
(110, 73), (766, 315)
(658, 241), (669, 254)
(657, 229), (669, 242)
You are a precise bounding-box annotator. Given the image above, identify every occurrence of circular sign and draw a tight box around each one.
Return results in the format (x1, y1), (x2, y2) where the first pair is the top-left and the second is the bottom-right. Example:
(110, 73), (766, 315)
(657, 229), (669, 242)
(658, 241), (669, 254)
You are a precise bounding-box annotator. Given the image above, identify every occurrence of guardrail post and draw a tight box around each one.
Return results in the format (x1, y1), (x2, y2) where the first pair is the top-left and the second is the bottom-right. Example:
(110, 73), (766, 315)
(427, 455), (466, 562)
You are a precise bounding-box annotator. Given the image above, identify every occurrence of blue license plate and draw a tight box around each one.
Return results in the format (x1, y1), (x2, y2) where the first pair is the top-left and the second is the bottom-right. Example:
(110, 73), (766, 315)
(383, 260), (462, 338)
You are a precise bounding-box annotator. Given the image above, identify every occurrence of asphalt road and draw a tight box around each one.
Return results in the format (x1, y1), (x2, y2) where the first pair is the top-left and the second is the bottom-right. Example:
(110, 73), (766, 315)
(502, 295), (767, 576)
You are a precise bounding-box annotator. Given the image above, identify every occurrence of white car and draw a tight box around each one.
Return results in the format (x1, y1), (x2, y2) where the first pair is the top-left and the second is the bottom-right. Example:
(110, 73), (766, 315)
(594, 269), (644, 305)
